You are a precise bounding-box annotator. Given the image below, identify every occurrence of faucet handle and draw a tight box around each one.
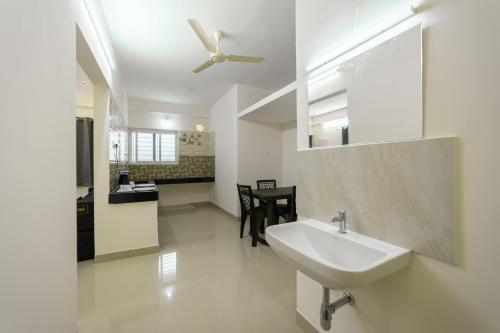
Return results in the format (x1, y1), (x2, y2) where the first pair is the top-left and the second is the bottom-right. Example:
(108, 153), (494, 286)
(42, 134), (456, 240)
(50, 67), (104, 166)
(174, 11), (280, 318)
(330, 209), (346, 223)
(337, 210), (347, 233)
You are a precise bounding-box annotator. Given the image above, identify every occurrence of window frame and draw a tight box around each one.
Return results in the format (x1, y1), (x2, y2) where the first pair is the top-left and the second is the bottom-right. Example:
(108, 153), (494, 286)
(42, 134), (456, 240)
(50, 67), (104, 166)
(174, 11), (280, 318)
(128, 128), (179, 165)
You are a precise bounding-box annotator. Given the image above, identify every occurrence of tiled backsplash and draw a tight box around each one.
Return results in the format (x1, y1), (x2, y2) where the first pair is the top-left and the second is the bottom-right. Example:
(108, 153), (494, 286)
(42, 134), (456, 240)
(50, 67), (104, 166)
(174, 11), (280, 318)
(109, 130), (215, 183)
(296, 137), (456, 264)
(179, 131), (215, 156)
(127, 156), (215, 181)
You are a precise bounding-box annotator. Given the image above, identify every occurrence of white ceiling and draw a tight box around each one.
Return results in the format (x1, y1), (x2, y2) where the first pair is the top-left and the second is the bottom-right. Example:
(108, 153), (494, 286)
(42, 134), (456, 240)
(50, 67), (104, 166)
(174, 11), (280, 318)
(100, 0), (296, 106)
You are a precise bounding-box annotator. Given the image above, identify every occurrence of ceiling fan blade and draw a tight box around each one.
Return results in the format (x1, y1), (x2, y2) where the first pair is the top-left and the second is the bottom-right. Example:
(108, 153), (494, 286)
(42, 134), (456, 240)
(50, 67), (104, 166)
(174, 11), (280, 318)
(187, 19), (216, 52)
(226, 55), (265, 63)
(193, 60), (215, 73)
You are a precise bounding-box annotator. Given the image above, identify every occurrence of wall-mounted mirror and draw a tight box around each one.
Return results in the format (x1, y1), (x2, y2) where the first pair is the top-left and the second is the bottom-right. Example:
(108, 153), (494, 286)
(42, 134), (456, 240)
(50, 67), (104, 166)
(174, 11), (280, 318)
(309, 89), (349, 147)
(308, 24), (422, 148)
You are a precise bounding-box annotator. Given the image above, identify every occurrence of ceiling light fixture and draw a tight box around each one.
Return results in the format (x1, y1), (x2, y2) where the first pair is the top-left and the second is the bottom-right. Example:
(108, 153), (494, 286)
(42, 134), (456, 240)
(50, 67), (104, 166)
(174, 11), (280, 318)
(196, 124), (205, 132)
(308, 5), (418, 80)
(308, 66), (340, 86)
(81, 81), (88, 86)
(163, 116), (173, 128)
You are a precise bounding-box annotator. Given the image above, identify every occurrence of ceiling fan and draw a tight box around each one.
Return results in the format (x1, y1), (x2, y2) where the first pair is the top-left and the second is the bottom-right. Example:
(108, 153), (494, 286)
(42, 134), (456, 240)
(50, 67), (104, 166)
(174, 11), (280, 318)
(187, 19), (265, 73)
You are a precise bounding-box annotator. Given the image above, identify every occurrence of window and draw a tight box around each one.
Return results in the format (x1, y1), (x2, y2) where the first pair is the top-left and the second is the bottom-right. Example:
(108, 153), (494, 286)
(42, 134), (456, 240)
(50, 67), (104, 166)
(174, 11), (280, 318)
(129, 128), (178, 164)
(157, 132), (176, 162)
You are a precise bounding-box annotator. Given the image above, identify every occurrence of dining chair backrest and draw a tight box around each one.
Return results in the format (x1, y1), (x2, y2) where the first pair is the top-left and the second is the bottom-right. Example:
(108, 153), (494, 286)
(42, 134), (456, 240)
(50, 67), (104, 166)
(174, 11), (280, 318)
(290, 185), (297, 215)
(236, 184), (255, 212)
(256, 179), (277, 190)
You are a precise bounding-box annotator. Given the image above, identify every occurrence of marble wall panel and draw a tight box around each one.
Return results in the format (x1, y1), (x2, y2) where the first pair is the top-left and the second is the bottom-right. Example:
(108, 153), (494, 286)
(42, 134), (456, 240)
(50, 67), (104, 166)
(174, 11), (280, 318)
(296, 137), (456, 264)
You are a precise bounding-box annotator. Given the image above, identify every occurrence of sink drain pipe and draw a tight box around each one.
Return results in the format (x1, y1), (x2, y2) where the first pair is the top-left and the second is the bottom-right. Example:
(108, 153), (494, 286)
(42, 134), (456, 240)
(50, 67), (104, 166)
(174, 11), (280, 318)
(319, 287), (355, 330)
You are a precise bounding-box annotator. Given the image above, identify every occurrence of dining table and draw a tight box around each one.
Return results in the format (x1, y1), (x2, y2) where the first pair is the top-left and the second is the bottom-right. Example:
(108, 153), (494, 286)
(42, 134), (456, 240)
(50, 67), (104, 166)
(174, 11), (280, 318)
(252, 186), (295, 228)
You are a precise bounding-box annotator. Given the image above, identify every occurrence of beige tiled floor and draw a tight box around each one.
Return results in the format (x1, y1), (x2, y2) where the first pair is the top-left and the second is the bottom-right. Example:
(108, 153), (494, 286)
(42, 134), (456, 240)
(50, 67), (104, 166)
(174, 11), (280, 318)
(77, 204), (305, 333)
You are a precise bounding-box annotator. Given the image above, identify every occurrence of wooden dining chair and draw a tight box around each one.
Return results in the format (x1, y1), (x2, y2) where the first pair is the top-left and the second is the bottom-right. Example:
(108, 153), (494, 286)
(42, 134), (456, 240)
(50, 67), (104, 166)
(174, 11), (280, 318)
(236, 184), (267, 246)
(276, 185), (297, 223)
(256, 179), (277, 231)
(256, 179), (277, 207)
(256, 179), (277, 190)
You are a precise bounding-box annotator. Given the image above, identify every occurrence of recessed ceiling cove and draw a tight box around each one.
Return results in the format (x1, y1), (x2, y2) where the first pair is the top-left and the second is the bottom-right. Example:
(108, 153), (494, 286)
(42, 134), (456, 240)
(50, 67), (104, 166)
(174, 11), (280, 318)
(100, 0), (296, 106)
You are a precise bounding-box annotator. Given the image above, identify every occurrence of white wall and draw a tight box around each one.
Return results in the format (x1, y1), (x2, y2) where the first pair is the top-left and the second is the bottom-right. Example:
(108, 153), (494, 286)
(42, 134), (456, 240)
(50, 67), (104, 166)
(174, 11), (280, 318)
(128, 110), (209, 132)
(129, 97), (209, 118)
(209, 86), (239, 216)
(74, 0), (128, 117)
(96, 201), (158, 255)
(237, 120), (283, 187)
(93, 87), (159, 256)
(295, 0), (500, 332)
(158, 184), (211, 207)
(75, 0), (158, 258)
(75, 0), (159, 258)
(76, 106), (94, 118)
(281, 125), (297, 186)
(0, 1), (76, 332)
(236, 118), (297, 189)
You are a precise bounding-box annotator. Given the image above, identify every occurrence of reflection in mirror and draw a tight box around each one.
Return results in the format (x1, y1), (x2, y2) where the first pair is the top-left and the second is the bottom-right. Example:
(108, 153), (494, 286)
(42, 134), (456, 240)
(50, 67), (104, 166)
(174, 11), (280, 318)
(307, 24), (422, 148)
(309, 89), (348, 148)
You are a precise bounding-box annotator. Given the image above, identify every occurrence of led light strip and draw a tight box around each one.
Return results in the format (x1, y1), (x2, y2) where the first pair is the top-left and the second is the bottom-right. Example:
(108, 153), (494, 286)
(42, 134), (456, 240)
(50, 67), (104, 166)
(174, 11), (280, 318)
(83, 0), (116, 70)
(308, 5), (418, 84)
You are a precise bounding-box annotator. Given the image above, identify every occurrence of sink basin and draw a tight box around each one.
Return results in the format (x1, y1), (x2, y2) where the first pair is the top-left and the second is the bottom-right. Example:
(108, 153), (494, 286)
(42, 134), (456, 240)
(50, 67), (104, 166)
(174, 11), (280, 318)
(265, 219), (412, 289)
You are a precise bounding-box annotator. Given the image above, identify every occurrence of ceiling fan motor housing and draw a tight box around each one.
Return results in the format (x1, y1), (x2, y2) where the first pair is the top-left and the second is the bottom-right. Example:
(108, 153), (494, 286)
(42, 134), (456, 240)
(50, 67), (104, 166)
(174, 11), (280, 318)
(210, 52), (226, 63)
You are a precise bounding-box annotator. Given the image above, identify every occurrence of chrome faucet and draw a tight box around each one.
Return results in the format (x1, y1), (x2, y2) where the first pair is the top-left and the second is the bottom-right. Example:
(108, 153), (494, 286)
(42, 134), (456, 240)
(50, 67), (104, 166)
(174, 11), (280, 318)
(331, 210), (347, 233)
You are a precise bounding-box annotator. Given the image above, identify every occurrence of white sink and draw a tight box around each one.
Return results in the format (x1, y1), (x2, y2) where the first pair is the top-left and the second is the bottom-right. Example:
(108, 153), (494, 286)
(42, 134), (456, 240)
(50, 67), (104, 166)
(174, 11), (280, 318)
(265, 219), (412, 289)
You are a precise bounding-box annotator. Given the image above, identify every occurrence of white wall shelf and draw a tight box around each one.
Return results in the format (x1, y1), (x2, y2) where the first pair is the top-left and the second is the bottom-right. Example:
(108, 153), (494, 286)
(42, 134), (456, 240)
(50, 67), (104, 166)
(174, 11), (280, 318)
(237, 81), (297, 125)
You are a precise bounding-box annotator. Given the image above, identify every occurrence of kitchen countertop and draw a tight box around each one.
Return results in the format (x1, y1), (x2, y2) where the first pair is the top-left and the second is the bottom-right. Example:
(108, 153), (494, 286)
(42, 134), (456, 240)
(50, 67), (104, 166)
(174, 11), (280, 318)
(108, 185), (159, 204)
(134, 176), (215, 185)
(108, 177), (215, 204)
